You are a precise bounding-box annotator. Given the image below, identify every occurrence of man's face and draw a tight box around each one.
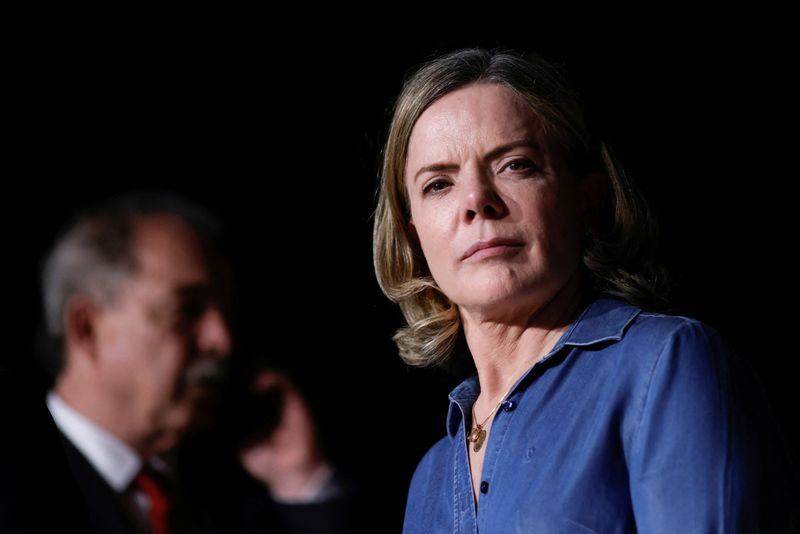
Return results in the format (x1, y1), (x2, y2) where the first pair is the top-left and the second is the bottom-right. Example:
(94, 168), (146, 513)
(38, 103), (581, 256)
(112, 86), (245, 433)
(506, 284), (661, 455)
(92, 214), (232, 454)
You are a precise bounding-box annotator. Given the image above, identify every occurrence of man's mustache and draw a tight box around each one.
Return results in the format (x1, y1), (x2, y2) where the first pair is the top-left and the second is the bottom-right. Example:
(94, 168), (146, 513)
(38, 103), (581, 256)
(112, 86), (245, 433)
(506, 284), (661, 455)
(183, 355), (227, 387)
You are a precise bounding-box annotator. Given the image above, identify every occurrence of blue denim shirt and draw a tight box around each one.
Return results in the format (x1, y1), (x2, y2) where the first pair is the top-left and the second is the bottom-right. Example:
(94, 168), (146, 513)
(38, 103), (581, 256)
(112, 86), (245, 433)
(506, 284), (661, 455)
(404, 297), (798, 533)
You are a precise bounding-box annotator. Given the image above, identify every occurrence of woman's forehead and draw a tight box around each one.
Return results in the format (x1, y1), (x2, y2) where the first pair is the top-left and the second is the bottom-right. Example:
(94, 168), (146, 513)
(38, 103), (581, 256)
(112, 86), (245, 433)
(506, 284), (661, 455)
(406, 84), (547, 170)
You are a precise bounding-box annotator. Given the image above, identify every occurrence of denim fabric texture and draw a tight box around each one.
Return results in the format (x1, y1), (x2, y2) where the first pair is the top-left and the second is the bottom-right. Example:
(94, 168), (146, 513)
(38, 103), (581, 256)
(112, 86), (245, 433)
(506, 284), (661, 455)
(404, 297), (799, 533)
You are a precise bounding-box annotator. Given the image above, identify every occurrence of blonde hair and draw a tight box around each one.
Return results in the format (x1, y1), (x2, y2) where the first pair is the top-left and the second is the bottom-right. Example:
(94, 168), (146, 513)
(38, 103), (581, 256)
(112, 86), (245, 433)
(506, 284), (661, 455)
(373, 48), (669, 368)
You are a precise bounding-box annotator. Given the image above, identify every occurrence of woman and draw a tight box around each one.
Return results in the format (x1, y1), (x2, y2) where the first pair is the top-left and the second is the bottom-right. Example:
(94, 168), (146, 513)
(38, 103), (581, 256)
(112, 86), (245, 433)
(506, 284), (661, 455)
(374, 48), (798, 532)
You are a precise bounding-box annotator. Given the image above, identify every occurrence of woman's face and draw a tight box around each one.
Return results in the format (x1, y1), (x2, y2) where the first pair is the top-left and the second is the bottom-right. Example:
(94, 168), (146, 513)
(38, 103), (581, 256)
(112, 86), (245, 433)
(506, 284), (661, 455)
(405, 83), (593, 318)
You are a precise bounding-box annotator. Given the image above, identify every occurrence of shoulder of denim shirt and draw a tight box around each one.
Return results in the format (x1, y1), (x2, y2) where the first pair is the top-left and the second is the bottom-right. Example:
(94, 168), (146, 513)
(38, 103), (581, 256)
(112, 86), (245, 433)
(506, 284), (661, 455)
(561, 295), (727, 353)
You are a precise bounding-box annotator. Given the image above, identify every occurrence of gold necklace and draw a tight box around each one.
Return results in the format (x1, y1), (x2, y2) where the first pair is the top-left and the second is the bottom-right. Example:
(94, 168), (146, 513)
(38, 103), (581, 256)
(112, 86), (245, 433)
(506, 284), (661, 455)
(467, 382), (515, 453)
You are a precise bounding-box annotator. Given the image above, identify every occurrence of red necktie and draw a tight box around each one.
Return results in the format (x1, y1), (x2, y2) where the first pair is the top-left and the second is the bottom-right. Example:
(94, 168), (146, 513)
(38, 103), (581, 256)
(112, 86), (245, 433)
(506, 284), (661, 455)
(135, 466), (174, 534)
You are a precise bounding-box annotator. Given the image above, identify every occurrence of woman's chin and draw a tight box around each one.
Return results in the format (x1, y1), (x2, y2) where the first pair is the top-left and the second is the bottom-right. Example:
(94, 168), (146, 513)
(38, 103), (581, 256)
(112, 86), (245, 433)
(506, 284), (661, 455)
(455, 274), (575, 319)
(458, 292), (539, 321)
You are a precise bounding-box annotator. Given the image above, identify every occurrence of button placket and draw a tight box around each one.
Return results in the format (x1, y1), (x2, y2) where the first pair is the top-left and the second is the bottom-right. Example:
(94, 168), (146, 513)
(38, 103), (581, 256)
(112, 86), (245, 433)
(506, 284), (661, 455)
(500, 399), (516, 412)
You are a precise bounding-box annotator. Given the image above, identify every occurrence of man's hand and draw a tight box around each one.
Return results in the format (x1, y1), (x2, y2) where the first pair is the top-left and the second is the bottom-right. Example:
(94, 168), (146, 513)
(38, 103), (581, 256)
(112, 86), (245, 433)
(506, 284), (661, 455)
(237, 370), (332, 502)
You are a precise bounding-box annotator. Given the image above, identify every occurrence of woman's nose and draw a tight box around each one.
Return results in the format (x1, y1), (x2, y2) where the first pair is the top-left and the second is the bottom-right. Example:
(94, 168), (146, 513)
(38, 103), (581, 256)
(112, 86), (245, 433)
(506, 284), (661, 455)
(462, 170), (507, 222)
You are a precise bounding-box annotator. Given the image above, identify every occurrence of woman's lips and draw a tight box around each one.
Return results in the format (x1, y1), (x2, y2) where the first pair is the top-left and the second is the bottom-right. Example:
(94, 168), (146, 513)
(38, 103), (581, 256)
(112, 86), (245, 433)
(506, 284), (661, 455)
(461, 238), (524, 261)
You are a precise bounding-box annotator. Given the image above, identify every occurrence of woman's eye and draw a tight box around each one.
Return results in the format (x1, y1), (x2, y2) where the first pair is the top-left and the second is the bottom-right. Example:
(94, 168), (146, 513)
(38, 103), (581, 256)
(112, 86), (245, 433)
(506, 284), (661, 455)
(423, 179), (450, 195)
(504, 159), (538, 173)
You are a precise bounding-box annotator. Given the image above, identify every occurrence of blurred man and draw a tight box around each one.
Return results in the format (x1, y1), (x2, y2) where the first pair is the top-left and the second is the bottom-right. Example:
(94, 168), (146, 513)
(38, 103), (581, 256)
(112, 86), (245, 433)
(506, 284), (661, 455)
(38, 193), (356, 533)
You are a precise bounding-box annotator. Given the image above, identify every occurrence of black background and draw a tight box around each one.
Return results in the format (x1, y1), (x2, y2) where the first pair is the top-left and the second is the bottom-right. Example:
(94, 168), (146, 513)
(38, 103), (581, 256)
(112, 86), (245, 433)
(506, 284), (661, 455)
(4, 17), (797, 530)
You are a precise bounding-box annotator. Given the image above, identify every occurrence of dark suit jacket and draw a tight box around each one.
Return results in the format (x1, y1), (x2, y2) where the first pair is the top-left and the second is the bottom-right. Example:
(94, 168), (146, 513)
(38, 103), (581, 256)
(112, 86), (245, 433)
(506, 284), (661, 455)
(59, 431), (367, 534)
(59, 434), (223, 534)
(0, 368), (91, 534)
(59, 436), (143, 534)
(0, 367), (367, 533)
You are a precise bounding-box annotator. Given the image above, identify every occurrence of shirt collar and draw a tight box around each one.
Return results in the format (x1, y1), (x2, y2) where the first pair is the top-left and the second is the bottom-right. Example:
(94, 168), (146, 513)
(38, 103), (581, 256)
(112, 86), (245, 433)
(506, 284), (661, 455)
(559, 296), (641, 347)
(47, 391), (143, 492)
(445, 296), (641, 438)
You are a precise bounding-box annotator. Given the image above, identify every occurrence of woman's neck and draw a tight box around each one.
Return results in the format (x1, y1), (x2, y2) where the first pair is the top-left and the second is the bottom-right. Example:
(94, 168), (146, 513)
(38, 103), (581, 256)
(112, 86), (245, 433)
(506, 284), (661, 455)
(461, 272), (587, 409)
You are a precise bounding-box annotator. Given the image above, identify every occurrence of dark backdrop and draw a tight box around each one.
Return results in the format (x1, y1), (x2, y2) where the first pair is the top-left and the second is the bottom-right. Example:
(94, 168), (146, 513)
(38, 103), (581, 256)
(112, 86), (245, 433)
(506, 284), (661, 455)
(4, 21), (797, 530)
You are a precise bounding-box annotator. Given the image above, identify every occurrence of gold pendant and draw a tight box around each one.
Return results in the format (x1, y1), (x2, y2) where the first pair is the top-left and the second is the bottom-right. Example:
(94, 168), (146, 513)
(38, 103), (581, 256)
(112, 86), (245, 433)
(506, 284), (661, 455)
(467, 425), (487, 452)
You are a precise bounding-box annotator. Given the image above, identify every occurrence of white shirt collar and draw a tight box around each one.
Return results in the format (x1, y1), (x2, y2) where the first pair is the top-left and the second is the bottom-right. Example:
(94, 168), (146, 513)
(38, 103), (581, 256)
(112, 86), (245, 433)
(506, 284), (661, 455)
(47, 391), (142, 492)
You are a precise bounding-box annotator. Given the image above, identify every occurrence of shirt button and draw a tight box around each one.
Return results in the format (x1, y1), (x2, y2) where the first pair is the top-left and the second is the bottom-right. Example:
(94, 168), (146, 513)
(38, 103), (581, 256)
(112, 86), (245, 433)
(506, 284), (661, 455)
(501, 400), (516, 412)
(480, 481), (489, 494)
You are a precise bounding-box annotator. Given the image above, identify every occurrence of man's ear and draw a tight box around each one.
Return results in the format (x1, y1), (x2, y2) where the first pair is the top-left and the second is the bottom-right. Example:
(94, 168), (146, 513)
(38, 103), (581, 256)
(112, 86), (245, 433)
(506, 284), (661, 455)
(63, 294), (101, 362)
(579, 171), (610, 231)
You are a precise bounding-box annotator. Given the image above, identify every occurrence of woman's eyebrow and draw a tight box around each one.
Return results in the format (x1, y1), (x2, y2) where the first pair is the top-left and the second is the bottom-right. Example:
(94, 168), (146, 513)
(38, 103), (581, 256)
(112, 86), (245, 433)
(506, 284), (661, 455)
(413, 163), (459, 183)
(412, 139), (543, 183)
(483, 138), (542, 161)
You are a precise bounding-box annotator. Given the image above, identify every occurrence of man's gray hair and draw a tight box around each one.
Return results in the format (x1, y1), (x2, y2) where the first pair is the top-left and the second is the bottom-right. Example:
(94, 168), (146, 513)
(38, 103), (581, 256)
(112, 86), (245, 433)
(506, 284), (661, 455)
(40, 191), (222, 374)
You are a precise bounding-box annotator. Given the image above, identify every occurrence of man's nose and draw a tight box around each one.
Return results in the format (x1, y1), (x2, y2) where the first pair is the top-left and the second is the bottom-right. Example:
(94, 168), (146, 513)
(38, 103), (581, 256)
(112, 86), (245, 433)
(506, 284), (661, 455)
(196, 305), (232, 358)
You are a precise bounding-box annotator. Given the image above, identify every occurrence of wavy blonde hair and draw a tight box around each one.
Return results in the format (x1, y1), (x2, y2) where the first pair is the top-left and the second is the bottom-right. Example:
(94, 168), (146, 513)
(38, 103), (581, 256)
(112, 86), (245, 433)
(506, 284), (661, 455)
(373, 48), (670, 368)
